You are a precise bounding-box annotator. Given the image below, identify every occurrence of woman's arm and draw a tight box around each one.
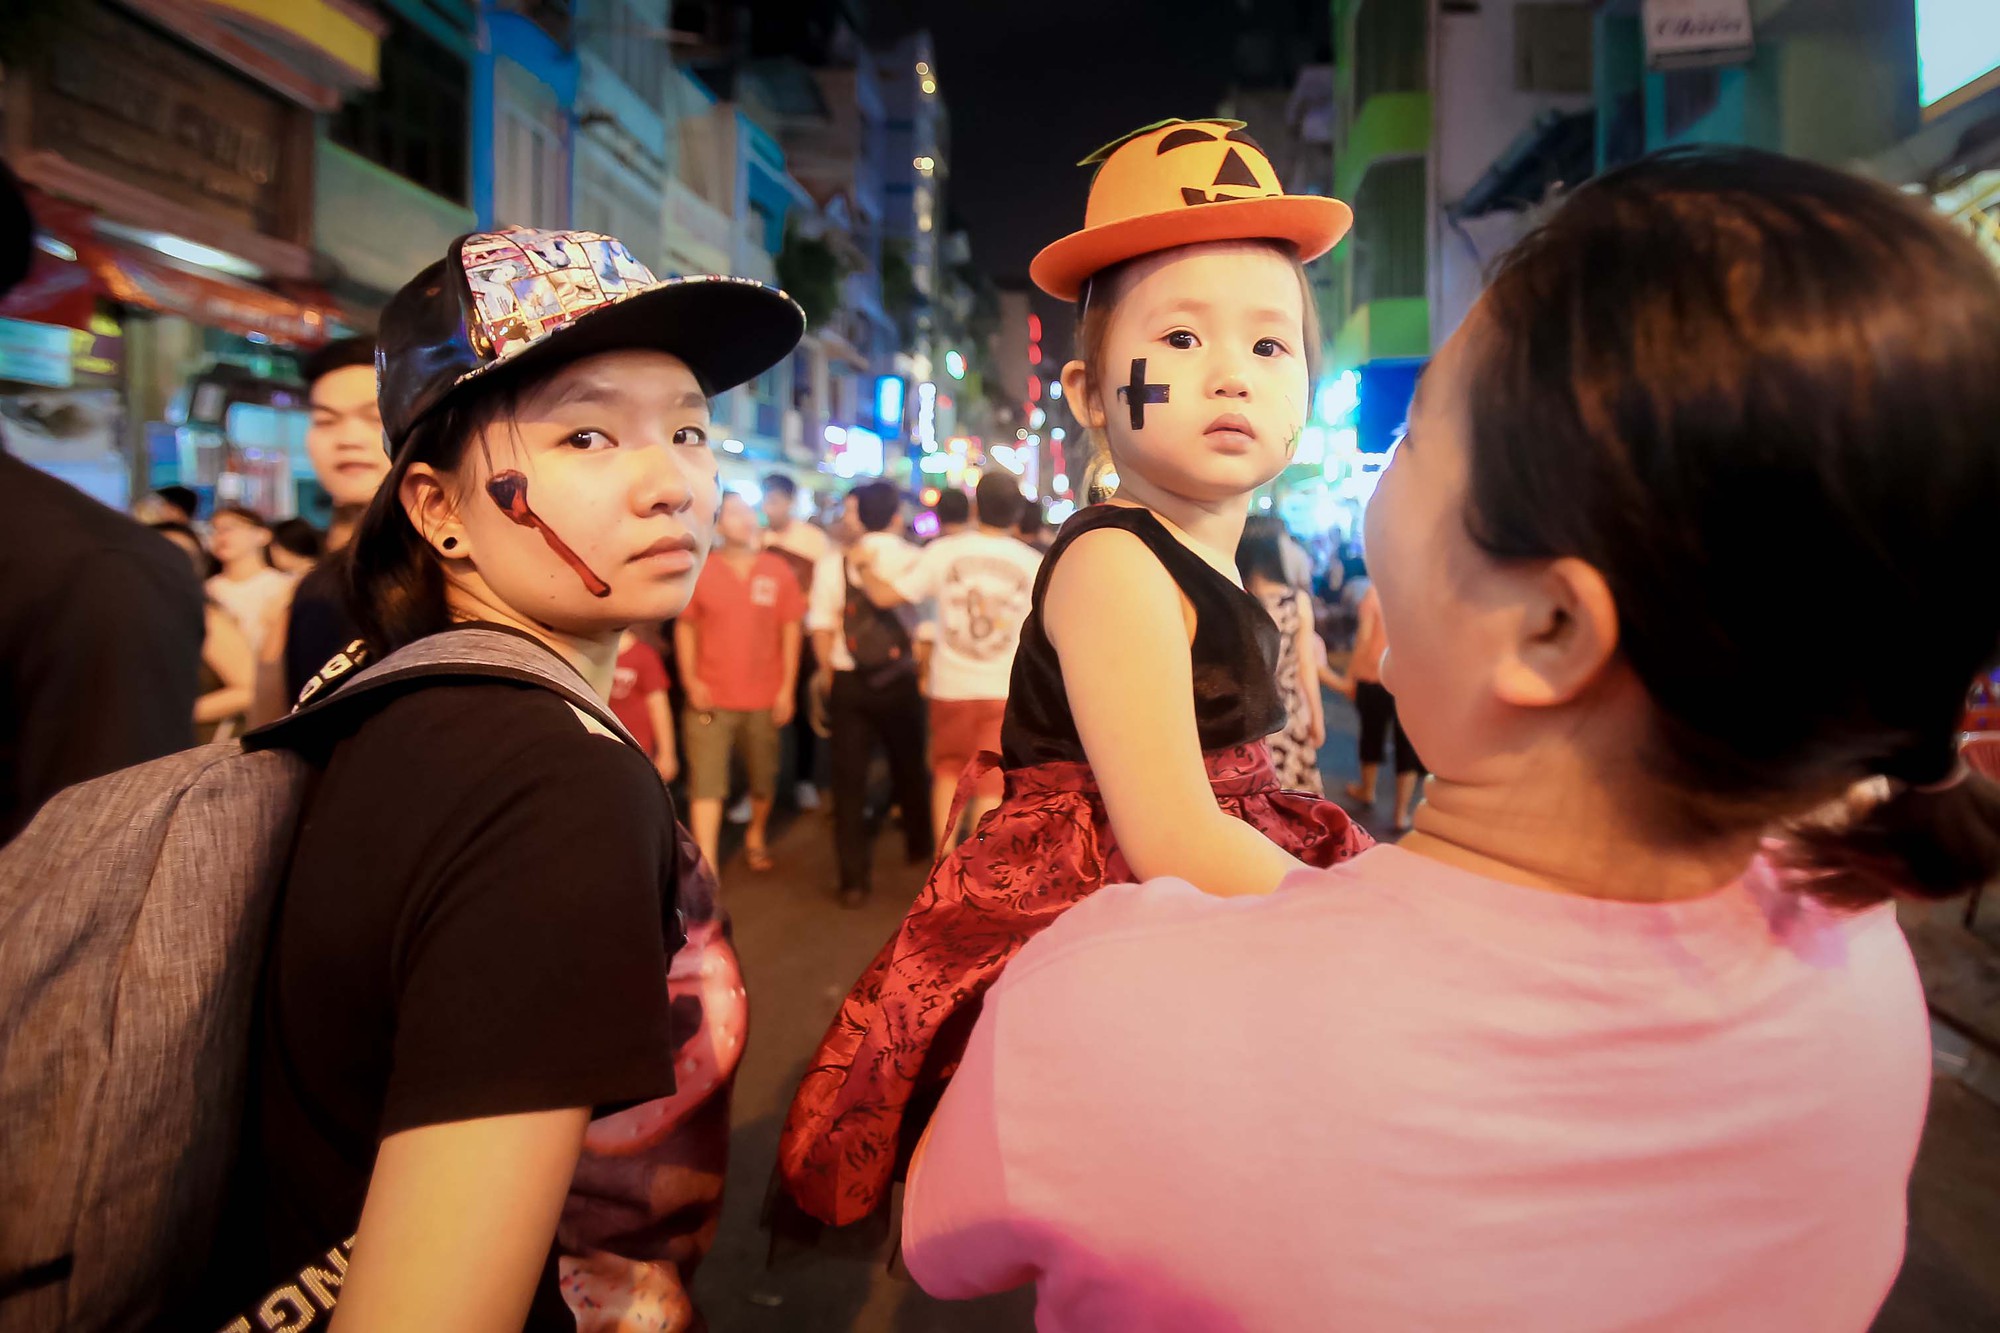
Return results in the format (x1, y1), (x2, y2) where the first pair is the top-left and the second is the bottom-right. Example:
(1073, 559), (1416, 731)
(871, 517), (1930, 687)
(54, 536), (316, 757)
(195, 605), (255, 725)
(1045, 529), (1305, 897)
(674, 619), (712, 710)
(645, 689), (677, 782)
(1296, 592), (1326, 747)
(329, 1107), (590, 1332)
(245, 584), (296, 725)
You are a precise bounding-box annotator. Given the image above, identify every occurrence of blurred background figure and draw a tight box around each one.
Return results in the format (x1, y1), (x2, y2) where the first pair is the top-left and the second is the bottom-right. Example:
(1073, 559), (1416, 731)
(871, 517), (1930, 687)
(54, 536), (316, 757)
(1239, 515), (1326, 795)
(151, 521), (255, 743)
(679, 492), (805, 876)
(203, 505), (292, 658)
(0, 161), (200, 844)
(762, 472), (829, 810)
(250, 337), (389, 724)
(609, 627), (678, 786)
(1015, 502), (1051, 553)
(1328, 581), (1425, 832)
(811, 482), (931, 905)
(267, 518), (324, 576)
(855, 472), (1039, 847)
(132, 485), (199, 527)
(931, 487), (970, 539)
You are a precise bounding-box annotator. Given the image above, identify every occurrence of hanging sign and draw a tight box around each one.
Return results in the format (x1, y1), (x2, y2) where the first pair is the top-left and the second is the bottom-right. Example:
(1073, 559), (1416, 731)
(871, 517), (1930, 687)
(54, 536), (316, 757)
(1643, 0), (1755, 70)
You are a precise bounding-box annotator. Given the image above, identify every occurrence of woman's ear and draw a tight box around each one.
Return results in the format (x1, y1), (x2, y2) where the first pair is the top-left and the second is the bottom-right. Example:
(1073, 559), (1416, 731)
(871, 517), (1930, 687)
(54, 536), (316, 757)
(399, 462), (468, 560)
(1492, 556), (1620, 709)
(1059, 359), (1102, 431)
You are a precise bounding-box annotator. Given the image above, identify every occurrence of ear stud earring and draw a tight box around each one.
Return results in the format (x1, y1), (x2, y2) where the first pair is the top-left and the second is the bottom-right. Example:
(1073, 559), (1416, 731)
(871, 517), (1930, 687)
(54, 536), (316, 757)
(442, 536), (459, 550)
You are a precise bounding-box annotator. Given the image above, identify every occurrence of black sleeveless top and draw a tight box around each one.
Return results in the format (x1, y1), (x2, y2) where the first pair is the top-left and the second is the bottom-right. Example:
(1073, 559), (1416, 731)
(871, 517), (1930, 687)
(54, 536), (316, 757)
(1000, 504), (1286, 769)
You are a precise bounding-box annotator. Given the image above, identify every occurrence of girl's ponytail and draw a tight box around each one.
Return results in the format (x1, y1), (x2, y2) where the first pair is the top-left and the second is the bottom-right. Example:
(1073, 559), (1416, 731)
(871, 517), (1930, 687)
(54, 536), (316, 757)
(1786, 757), (2000, 908)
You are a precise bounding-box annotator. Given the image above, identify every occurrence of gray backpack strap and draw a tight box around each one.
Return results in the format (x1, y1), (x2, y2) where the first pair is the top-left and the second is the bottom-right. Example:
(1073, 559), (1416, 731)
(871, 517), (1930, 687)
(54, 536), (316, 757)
(247, 626), (643, 754)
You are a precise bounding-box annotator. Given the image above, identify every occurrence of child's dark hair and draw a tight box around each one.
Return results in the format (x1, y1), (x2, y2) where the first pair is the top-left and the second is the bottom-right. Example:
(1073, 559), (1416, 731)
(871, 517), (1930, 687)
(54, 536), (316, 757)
(1071, 241), (1322, 497)
(338, 378), (527, 654)
(1463, 145), (2000, 908)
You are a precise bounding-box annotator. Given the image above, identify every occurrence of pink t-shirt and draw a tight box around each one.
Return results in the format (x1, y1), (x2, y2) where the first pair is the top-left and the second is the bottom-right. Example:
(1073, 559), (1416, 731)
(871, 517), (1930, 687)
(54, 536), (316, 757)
(903, 844), (1930, 1332)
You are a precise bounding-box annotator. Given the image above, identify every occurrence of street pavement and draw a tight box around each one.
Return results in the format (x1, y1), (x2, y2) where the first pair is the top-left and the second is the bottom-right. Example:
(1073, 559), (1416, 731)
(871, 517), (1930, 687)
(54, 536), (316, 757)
(688, 690), (2000, 1331)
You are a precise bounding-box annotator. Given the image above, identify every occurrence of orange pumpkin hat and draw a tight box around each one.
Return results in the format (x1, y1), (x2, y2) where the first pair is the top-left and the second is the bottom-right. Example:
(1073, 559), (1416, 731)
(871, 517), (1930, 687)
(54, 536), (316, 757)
(1030, 118), (1354, 302)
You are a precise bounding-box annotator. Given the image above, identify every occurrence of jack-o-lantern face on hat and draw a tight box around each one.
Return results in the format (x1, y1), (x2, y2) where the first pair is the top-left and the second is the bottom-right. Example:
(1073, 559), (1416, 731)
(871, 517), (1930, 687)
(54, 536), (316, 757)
(1030, 117), (1352, 301)
(1086, 120), (1285, 222)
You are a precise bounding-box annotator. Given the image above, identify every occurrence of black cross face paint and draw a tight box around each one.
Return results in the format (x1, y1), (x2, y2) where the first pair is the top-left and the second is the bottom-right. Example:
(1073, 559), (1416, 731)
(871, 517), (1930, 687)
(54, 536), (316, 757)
(1116, 358), (1170, 430)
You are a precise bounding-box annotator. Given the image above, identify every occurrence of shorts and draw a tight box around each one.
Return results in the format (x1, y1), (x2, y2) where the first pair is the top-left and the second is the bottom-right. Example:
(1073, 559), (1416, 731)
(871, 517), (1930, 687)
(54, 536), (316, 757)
(683, 707), (780, 802)
(929, 697), (1007, 799)
(1354, 680), (1426, 776)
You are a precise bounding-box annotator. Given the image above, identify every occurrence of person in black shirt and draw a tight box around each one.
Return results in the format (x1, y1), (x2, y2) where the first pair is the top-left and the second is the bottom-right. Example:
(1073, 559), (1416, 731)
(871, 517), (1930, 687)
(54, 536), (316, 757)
(0, 162), (203, 844)
(250, 336), (386, 723)
(198, 227), (803, 1330)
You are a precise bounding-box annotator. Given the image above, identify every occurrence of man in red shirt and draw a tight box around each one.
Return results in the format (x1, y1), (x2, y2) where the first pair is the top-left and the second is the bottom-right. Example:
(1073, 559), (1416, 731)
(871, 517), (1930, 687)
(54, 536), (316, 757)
(676, 492), (805, 875)
(608, 628), (677, 782)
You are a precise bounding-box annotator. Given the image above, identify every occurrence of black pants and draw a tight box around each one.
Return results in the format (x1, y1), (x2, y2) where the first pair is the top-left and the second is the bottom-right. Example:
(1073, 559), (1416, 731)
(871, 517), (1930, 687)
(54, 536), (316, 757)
(830, 669), (933, 893)
(1355, 679), (1426, 776)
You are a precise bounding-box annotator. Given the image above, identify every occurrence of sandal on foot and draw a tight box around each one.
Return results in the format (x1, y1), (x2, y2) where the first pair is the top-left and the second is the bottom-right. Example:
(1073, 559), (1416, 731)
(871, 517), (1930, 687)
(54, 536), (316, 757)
(745, 845), (775, 873)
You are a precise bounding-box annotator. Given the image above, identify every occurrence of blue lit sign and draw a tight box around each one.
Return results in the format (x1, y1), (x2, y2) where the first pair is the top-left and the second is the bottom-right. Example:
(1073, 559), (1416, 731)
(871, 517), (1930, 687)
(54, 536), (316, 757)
(875, 376), (906, 433)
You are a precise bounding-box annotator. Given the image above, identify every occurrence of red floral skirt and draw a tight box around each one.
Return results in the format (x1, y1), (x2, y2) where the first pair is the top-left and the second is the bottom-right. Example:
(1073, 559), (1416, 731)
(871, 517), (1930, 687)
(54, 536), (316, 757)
(772, 741), (1371, 1233)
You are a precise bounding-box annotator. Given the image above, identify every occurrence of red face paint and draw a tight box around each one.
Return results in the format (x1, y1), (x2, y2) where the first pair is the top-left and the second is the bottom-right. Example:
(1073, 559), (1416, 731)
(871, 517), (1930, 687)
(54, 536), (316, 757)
(485, 469), (612, 598)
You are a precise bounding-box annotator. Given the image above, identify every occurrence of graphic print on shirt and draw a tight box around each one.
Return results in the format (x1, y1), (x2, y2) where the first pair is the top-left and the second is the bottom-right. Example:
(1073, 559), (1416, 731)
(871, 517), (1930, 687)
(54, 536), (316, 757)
(940, 555), (1034, 661)
(486, 470), (613, 597)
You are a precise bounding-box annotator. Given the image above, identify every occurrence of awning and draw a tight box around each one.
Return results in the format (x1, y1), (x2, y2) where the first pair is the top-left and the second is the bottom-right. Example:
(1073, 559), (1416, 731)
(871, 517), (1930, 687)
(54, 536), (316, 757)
(1449, 110), (1598, 221)
(0, 192), (342, 347)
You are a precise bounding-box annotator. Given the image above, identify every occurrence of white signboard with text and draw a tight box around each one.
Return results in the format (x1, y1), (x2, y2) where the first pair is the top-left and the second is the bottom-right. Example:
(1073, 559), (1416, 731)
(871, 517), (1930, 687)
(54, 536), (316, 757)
(1643, 0), (1755, 70)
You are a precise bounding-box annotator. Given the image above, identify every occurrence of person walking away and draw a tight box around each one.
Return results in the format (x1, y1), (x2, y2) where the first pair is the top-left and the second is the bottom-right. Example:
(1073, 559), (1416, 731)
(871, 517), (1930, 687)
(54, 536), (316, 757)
(854, 472), (1041, 847)
(204, 506), (293, 657)
(249, 337), (392, 723)
(153, 521), (256, 742)
(901, 146), (2000, 1333)
(191, 225), (803, 1330)
(610, 627), (678, 785)
(0, 162), (202, 844)
(1332, 581), (1426, 831)
(676, 492), (804, 875)
(808, 482), (932, 905)
(931, 487), (970, 538)
(762, 472), (829, 809)
(1238, 516), (1325, 793)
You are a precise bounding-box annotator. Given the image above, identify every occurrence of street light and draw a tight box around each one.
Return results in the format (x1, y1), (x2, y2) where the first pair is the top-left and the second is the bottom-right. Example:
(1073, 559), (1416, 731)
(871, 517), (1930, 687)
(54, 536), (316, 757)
(944, 349), (966, 379)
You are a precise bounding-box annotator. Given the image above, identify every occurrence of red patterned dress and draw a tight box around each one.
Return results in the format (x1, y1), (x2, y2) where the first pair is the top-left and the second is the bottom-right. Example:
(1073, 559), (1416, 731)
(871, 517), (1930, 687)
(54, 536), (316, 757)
(773, 504), (1371, 1235)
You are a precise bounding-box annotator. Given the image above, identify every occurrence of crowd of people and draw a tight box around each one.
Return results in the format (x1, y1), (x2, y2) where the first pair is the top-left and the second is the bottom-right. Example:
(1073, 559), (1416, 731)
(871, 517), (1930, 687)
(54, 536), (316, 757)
(3, 122), (2000, 1333)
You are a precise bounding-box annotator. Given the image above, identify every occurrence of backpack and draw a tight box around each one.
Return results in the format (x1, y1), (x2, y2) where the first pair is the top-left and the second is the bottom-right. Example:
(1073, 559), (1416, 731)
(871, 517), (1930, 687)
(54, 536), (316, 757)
(0, 626), (645, 1333)
(843, 557), (916, 687)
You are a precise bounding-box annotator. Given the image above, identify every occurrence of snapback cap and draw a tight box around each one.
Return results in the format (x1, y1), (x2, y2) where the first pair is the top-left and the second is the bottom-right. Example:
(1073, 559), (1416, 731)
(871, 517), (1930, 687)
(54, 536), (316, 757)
(377, 226), (805, 453)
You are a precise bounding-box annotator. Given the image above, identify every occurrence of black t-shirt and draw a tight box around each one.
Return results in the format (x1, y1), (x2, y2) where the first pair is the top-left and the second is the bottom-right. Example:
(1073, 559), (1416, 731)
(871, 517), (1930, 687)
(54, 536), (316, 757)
(0, 453), (203, 843)
(198, 677), (682, 1328)
(282, 559), (359, 707)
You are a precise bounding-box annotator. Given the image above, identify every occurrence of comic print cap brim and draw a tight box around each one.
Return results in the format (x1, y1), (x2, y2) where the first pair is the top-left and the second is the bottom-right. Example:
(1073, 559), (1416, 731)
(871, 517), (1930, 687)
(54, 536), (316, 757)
(1029, 117), (1353, 301)
(378, 226), (806, 454)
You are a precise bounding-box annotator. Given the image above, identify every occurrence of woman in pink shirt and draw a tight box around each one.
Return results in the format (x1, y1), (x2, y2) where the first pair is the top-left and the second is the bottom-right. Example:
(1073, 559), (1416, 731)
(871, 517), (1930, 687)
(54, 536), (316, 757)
(903, 148), (2000, 1331)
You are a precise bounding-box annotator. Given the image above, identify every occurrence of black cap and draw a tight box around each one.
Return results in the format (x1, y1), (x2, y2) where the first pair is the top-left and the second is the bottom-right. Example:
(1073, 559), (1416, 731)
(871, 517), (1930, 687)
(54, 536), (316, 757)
(376, 226), (805, 454)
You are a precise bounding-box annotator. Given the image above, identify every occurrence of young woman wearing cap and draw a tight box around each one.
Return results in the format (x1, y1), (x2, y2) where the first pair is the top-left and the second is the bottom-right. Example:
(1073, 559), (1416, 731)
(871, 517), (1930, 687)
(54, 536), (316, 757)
(776, 119), (1373, 1236)
(900, 147), (2000, 1331)
(196, 229), (801, 1331)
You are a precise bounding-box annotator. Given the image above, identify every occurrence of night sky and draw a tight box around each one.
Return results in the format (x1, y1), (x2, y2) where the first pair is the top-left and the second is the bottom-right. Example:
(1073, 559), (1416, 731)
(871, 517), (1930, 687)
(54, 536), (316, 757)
(921, 1), (1247, 286)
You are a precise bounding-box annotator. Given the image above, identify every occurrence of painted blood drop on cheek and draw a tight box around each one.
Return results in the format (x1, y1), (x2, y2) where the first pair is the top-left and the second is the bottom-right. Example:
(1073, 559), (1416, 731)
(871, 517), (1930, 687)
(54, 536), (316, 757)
(484, 469), (613, 598)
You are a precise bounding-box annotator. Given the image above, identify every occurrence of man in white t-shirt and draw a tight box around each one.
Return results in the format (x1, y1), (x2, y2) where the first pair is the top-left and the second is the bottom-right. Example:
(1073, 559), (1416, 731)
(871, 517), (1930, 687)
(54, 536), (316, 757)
(855, 473), (1040, 847)
(808, 482), (931, 907)
(762, 473), (831, 809)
